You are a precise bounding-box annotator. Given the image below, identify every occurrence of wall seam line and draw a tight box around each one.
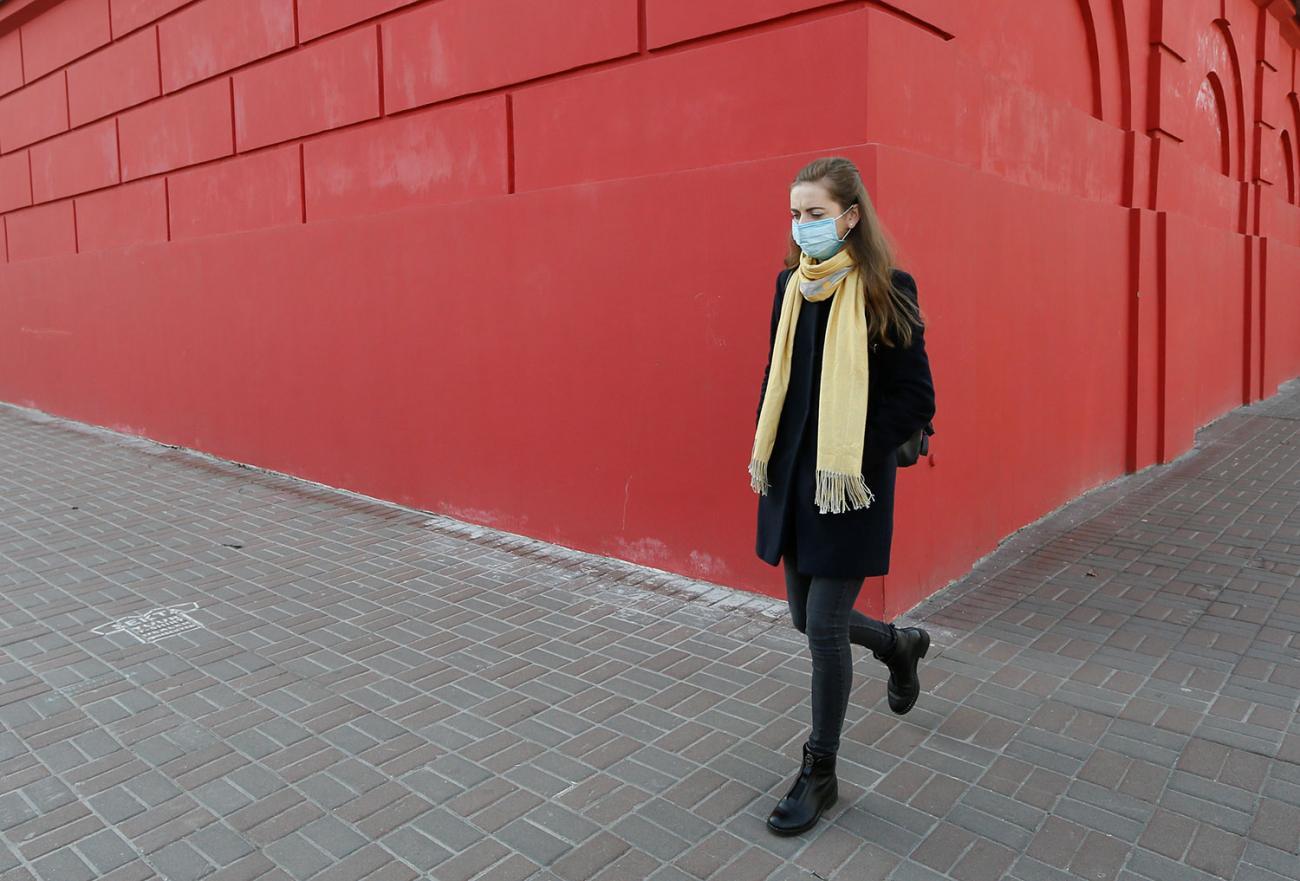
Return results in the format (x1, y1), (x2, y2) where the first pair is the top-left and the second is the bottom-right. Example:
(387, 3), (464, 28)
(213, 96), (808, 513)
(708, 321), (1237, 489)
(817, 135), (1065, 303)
(1155, 212), (1168, 461)
(228, 77), (236, 154)
(375, 23), (384, 116)
(298, 143), (306, 224)
(1243, 234), (1255, 404)
(1258, 239), (1268, 399)
(505, 93), (515, 194)
(649, 0), (879, 55)
(1124, 206), (1140, 473)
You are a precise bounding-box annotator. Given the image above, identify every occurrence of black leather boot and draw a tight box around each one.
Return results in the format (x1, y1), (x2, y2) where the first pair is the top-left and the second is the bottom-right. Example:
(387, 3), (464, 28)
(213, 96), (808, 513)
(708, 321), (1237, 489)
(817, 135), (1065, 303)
(766, 741), (838, 836)
(878, 626), (930, 714)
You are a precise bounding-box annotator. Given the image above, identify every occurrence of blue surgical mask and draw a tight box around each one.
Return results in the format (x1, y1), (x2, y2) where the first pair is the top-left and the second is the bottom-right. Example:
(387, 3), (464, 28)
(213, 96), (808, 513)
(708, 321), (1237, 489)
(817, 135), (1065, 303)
(792, 205), (855, 259)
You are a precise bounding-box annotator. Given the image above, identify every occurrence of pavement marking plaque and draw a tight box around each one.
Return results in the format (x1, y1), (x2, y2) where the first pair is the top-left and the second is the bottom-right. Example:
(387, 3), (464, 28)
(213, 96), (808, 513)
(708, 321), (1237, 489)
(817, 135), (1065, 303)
(92, 603), (202, 643)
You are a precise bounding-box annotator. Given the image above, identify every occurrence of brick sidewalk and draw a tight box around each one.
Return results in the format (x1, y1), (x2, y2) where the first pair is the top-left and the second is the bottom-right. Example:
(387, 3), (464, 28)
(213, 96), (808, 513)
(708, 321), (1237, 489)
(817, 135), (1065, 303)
(1, 386), (1298, 881)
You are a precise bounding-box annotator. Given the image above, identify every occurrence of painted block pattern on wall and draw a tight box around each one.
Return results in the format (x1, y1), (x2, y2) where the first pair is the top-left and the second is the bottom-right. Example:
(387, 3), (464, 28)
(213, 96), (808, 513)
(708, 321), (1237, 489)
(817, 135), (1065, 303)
(29, 118), (119, 202)
(2, 0), (1300, 612)
(111, 0), (189, 36)
(0, 73), (69, 152)
(381, 0), (639, 112)
(513, 11), (870, 191)
(0, 30), (21, 95)
(168, 144), (301, 240)
(74, 177), (168, 252)
(233, 25), (379, 152)
(6, 199), (76, 261)
(0, 149), (31, 212)
(159, 0), (297, 93)
(298, 0), (419, 42)
(118, 77), (233, 180)
(303, 96), (510, 222)
(19, 0), (110, 81)
(66, 27), (161, 127)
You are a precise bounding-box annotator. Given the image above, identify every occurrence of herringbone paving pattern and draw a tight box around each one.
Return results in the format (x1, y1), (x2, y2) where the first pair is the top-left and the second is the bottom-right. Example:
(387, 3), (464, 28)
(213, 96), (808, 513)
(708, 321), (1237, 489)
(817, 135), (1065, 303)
(1, 384), (1298, 881)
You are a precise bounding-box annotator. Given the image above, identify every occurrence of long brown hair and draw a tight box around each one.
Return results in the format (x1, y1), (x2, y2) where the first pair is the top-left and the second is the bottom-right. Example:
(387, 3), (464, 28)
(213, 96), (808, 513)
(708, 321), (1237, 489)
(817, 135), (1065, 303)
(786, 157), (923, 349)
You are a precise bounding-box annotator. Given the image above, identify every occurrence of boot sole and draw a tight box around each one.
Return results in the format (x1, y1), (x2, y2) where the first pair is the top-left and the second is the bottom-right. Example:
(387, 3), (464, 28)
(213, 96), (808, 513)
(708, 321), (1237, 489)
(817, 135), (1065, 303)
(765, 791), (838, 836)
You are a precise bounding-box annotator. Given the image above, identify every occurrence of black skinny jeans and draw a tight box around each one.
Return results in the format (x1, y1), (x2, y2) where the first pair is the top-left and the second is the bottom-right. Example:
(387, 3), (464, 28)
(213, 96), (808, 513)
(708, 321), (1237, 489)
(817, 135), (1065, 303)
(783, 557), (897, 756)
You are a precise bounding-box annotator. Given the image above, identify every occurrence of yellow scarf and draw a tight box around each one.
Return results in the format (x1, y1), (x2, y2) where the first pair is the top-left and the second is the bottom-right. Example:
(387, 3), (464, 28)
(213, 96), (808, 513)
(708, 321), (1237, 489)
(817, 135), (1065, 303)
(749, 248), (875, 514)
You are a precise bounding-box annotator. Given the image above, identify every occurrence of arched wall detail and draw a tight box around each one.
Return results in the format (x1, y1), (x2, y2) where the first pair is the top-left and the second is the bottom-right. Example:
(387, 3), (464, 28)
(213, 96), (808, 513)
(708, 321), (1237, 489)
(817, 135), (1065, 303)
(1213, 19), (1249, 181)
(1197, 71), (1234, 176)
(1077, 0), (1106, 119)
(1108, 0), (1134, 129)
(1282, 130), (1296, 202)
(1289, 92), (1300, 203)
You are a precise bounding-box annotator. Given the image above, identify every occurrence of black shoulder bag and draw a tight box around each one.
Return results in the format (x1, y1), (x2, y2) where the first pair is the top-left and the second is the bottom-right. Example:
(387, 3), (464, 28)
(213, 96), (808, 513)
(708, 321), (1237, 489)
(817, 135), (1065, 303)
(896, 421), (935, 467)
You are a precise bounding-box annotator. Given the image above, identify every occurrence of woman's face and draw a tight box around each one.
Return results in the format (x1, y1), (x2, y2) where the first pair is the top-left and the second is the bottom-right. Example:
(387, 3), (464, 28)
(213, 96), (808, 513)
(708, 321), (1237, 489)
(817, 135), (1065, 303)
(790, 181), (859, 239)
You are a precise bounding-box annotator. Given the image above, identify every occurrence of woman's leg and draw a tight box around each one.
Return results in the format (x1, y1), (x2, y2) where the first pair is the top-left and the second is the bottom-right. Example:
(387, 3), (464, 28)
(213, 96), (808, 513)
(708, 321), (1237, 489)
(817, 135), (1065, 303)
(803, 574), (867, 756)
(768, 565), (847, 835)
(786, 549), (893, 655)
(782, 557), (811, 635)
(848, 607), (897, 660)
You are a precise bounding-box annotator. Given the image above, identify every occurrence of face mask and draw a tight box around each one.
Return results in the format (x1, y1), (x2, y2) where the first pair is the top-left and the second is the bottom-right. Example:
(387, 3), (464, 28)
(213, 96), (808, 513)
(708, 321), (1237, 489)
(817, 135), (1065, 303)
(791, 205), (855, 259)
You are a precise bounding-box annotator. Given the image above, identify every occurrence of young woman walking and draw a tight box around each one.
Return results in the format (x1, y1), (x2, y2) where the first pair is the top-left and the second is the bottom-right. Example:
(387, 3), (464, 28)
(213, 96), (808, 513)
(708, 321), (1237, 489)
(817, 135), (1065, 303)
(750, 156), (937, 836)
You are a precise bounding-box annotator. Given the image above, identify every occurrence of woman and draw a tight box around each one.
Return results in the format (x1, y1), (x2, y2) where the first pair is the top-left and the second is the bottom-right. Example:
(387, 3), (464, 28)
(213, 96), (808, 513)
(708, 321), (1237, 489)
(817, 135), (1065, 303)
(750, 157), (936, 836)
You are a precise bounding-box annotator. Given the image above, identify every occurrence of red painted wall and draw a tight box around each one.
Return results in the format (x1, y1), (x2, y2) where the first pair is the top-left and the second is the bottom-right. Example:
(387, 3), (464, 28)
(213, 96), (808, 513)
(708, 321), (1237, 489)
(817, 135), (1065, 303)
(3, 0), (1300, 618)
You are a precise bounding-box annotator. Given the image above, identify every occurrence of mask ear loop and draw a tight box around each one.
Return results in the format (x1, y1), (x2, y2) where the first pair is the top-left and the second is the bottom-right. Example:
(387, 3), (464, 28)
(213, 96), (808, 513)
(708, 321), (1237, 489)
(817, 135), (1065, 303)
(835, 204), (857, 242)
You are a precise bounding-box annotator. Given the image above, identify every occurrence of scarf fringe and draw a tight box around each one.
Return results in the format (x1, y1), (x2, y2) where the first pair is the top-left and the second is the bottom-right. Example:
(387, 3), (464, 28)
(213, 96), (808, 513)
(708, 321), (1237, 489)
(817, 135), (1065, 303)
(749, 459), (770, 495)
(815, 470), (875, 515)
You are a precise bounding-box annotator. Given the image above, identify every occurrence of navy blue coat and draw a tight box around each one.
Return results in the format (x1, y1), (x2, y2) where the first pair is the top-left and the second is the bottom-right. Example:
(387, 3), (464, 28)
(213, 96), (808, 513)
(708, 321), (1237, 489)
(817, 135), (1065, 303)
(755, 266), (936, 579)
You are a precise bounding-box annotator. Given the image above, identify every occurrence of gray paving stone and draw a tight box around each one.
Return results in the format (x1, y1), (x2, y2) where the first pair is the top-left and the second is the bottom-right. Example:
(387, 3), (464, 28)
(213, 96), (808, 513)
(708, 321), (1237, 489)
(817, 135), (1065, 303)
(190, 778), (254, 816)
(412, 807), (483, 851)
(299, 814), (369, 860)
(611, 814), (692, 862)
(148, 841), (213, 881)
(31, 848), (96, 881)
(497, 817), (573, 865)
(428, 753), (493, 789)
(0, 843), (19, 874)
(86, 788), (146, 824)
(188, 822), (256, 865)
(399, 769), (464, 805)
(226, 729), (284, 760)
(0, 792), (36, 830)
(380, 827), (453, 872)
(521, 800), (602, 845)
(263, 832), (333, 880)
(74, 827), (137, 874)
(123, 771), (182, 806)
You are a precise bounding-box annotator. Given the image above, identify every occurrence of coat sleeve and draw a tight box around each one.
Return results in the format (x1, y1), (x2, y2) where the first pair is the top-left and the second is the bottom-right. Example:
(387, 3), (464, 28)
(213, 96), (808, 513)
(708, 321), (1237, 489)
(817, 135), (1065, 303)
(862, 269), (937, 465)
(757, 268), (793, 426)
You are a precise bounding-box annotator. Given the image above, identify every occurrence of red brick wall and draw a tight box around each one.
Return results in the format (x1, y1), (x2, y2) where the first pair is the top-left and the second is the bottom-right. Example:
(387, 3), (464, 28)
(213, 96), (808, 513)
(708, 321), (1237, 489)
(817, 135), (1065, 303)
(1, 0), (1299, 615)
